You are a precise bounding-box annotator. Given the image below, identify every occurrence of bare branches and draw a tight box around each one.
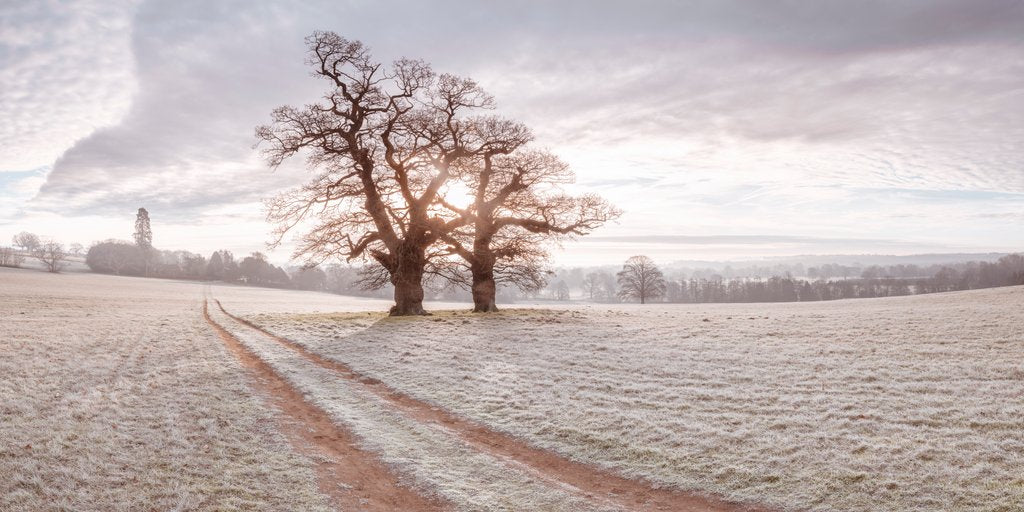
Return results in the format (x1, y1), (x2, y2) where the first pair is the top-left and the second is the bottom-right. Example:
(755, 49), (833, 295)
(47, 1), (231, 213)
(258, 32), (433, 268)
(617, 255), (666, 304)
(461, 147), (621, 240)
(0, 246), (24, 268)
(257, 32), (620, 313)
(439, 140), (622, 307)
(258, 32), (530, 314)
(33, 241), (67, 273)
(353, 262), (392, 290)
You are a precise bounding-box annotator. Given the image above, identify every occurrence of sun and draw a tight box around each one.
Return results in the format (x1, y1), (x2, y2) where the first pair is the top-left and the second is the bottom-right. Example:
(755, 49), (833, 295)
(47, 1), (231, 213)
(443, 181), (476, 210)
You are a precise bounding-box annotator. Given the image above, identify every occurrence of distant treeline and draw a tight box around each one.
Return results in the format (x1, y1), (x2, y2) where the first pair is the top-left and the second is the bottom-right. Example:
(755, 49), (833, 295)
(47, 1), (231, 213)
(615, 254), (1024, 303)
(84, 240), (389, 297)
(82, 240), (1024, 304)
(668, 260), (1005, 282)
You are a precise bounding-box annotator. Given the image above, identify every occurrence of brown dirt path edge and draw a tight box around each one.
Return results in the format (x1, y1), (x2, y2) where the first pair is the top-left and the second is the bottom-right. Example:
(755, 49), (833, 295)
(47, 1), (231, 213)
(202, 300), (450, 512)
(214, 299), (780, 512)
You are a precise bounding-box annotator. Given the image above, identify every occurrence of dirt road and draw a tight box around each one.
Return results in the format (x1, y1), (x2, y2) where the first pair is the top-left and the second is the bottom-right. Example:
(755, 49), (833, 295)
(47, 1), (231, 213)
(205, 295), (773, 512)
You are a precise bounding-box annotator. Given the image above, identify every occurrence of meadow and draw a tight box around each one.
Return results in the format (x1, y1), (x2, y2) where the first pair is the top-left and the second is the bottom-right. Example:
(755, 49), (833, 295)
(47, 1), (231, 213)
(3, 267), (1022, 511)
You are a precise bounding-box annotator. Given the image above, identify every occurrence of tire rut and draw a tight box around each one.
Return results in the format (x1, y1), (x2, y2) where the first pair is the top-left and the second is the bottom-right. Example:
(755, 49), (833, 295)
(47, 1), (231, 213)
(202, 299), (450, 512)
(213, 298), (778, 512)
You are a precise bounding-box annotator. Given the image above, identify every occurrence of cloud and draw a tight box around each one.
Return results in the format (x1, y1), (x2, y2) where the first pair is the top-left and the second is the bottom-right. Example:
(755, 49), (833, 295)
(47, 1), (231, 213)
(0, 168), (48, 221)
(0, 0), (137, 172)
(32, 0), (318, 219)
(3, 0), (1023, 259)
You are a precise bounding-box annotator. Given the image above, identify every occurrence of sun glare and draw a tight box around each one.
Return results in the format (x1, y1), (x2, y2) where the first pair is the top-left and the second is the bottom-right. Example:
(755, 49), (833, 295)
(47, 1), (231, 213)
(444, 181), (476, 210)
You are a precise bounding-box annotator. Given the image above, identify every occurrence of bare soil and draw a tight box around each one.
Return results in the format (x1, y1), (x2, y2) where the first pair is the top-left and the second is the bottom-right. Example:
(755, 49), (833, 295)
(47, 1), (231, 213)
(203, 300), (449, 512)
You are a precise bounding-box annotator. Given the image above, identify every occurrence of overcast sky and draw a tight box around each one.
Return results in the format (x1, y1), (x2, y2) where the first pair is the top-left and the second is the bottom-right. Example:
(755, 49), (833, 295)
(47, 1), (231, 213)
(2, 0), (1023, 265)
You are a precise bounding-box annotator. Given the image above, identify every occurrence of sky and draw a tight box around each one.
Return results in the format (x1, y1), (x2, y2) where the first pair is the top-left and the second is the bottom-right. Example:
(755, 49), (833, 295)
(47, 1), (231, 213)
(1, 0), (1023, 266)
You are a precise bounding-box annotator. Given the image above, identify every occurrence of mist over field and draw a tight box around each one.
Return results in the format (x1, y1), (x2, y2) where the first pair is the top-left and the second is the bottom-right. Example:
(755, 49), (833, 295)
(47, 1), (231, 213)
(2, 1), (1023, 511)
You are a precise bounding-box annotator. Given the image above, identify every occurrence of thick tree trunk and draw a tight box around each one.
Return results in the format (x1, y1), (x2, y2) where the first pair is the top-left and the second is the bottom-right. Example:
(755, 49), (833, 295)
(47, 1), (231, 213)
(470, 240), (498, 313)
(389, 243), (427, 316)
(471, 270), (498, 312)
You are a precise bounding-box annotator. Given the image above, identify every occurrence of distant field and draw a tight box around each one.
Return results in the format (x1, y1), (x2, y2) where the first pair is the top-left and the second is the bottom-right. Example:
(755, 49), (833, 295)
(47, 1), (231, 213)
(2, 267), (1023, 511)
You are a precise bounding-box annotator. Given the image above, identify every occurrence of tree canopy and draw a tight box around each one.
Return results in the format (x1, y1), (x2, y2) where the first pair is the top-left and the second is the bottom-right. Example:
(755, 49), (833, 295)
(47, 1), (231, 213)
(617, 255), (666, 304)
(258, 32), (617, 314)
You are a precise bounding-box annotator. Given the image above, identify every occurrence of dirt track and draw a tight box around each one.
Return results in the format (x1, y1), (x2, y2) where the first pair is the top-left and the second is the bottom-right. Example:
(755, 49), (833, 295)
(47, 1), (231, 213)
(207, 297), (774, 512)
(203, 300), (449, 511)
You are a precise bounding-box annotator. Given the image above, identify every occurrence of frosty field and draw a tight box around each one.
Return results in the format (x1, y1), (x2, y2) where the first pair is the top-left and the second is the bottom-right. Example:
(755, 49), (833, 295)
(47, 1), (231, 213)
(0, 268), (329, 511)
(240, 287), (1024, 511)
(2, 267), (1023, 511)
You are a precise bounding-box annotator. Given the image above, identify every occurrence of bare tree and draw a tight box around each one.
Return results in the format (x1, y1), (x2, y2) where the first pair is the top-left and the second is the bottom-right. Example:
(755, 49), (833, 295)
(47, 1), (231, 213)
(258, 32), (507, 315)
(33, 241), (67, 273)
(583, 272), (603, 300)
(12, 232), (40, 254)
(555, 280), (570, 301)
(68, 243), (84, 256)
(616, 255), (666, 304)
(599, 271), (618, 302)
(441, 149), (620, 312)
(0, 246), (24, 267)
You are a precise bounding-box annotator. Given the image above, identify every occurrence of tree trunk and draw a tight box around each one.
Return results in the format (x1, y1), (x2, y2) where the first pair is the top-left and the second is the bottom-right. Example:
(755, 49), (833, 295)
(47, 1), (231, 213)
(470, 241), (498, 313)
(471, 269), (498, 312)
(389, 243), (428, 316)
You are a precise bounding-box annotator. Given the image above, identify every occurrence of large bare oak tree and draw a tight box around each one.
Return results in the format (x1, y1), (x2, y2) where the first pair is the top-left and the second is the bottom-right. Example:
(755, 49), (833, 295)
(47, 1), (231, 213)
(441, 150), (620, 311)
(259, 32), (619, 314)
(258, 32), (523, 315)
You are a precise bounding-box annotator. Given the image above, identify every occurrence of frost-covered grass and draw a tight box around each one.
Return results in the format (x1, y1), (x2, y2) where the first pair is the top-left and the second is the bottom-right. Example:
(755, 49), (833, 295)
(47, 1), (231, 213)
(0, 268), (329, 511)
(207, 282), (467, 315)
(206, 304), (621, 512)
(5, 266), (1022, 511)
(240, 287), (1024, 512)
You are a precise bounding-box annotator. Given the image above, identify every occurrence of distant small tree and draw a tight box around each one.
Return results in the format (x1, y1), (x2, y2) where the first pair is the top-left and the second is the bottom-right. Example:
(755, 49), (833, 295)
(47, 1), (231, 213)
(12, 232), (40, 254)
(239, 252), (266, 284)
(861, 265), (885, 280)
(291, 266), (327, 291)
(665, 279), (682, 302)
(206, 251), (224, 280)
(221, 251), (240, 282)
(68, 243), (84, 256)
(134, 208), (155, 275)
(616, 255), (666, 304)
(555, 280), (570, 301)
(932, 267), (958, 292)
(188, 253), (207, 278)
(0, 246), (24, 267)
(33, 241), (67, 273)
(86, 240), (145, 275)
(582, 272), (603, 300)
(134, 208), (153, 249)
(588, 271), (618, 302)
